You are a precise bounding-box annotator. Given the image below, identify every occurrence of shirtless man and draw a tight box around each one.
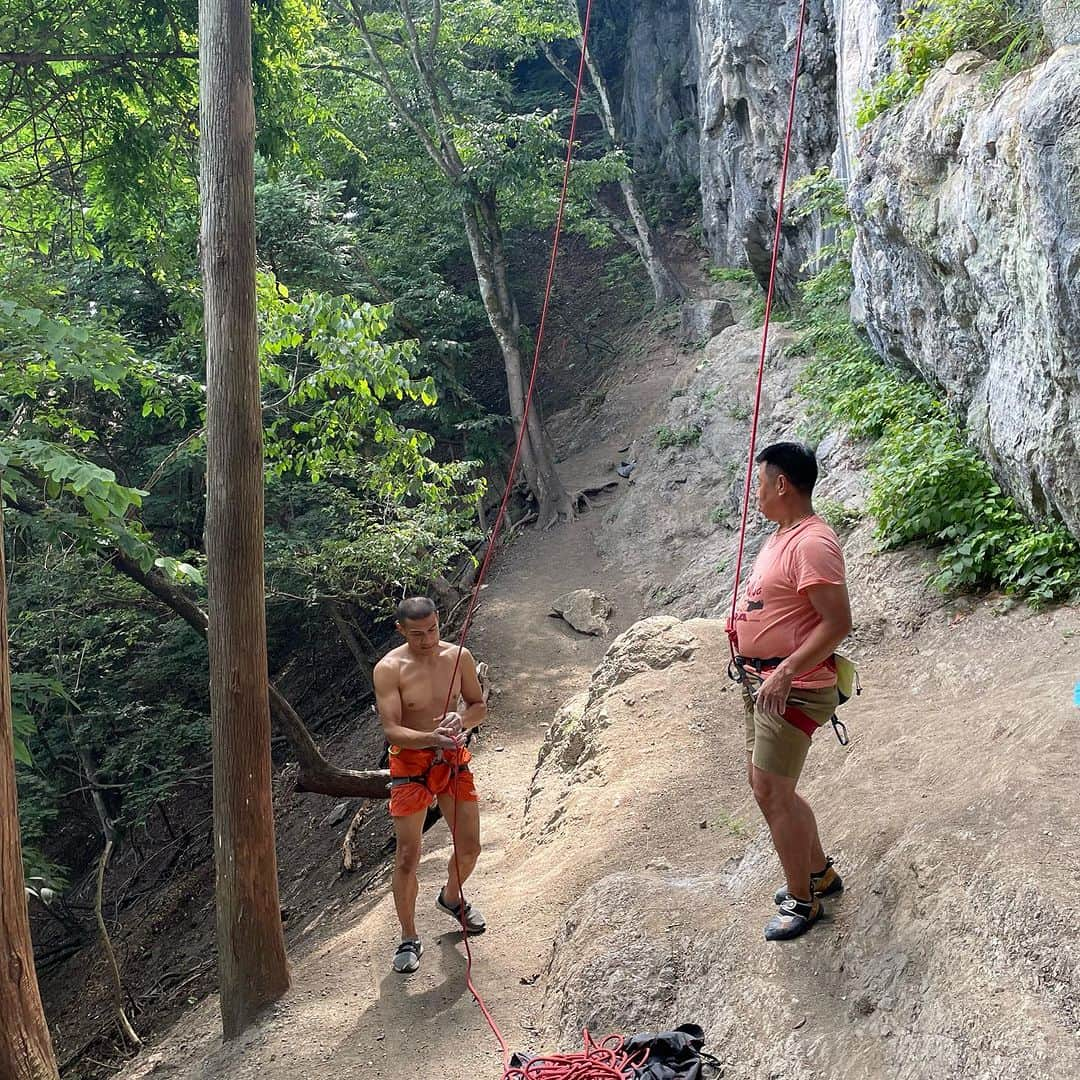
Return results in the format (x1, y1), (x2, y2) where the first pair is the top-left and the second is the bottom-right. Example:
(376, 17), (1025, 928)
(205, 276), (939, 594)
(373, 596), (488, 974)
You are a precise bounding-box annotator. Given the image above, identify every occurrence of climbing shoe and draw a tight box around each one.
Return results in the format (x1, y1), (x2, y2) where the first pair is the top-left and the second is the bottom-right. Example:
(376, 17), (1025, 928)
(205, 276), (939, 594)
(393, 938), (423, 974)
(765, 896), (824, 941)
(437, 887), (487, 934)
(774, 857), (844, 905)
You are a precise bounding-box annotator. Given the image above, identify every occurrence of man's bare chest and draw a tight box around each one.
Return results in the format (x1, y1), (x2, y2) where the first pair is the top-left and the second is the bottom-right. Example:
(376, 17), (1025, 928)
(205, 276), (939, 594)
(399, 662), (459, 716)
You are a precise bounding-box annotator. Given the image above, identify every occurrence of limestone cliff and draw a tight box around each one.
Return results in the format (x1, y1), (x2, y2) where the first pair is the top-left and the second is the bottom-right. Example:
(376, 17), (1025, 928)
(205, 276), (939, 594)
(616, 0), (1080, 537)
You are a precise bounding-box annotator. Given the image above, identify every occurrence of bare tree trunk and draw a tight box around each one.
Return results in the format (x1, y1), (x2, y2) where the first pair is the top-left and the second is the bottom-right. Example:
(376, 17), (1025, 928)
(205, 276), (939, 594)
(322, 600), (375, 692)
(542, 24), (683, 305)
(461, 199), (574, 527)
(0, 502), (61, 1080)
(93, 839), (141, 1049)
(199, 0), (290, 1038)
(579, 44), (682, 305)
(75, 744), (141, 1049)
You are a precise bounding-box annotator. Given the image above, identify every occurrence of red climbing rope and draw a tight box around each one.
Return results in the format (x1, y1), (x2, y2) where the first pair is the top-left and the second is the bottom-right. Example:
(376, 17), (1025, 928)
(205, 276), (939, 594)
(503, 1031), (650, 1080)
(727, 0), (810, 654)
(432, 1), (599, 1076)
(427, 0), (808, 1074)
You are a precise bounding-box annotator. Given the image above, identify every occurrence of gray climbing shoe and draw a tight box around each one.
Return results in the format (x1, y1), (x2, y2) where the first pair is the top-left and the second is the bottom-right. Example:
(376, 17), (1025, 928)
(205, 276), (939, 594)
(437, 888), (487, 934)
(393, 938), (422, 974)
(765, 896), (824, 942)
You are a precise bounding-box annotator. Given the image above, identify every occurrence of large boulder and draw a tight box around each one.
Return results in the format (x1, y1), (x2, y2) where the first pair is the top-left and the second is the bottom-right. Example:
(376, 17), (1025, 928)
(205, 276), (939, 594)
(551, 589), (615, 636)
(680, 299), (735, 341)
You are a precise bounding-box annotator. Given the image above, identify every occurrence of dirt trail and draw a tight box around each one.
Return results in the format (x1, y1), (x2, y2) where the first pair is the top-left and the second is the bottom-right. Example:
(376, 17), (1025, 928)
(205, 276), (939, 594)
(120, 406), (661, 1080)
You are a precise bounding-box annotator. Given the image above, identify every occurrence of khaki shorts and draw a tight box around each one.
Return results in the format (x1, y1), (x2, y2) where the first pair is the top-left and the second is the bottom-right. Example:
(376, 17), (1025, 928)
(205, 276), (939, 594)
(742, 678), (840, 780)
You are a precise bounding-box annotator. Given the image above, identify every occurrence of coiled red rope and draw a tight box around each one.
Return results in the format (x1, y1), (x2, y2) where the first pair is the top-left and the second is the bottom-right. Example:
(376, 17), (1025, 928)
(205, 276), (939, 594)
(503, 1032), (649, 1080)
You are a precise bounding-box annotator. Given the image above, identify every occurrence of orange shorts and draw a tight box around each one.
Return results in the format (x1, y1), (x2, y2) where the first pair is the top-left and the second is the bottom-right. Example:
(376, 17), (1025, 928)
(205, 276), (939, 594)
(388, 745), (478, 818)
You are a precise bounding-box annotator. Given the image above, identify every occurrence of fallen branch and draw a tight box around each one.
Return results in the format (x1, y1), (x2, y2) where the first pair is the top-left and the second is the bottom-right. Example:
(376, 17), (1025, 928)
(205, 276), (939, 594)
(341, 804), (372, 872)
(94, 838), (141, 1050)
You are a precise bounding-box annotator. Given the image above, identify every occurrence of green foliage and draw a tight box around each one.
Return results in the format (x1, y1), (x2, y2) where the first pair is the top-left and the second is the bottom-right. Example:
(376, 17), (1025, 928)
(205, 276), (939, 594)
(855, 0), (1047, 126)
(816, 499), (863, 533)
(266, 474), (480, 614)
(794, 169), (1080, 605)
(707, 266), (755, 284)
(655, 424), (702, 450)
(0, 0), (641, 902)
(747, 295), (793, 329)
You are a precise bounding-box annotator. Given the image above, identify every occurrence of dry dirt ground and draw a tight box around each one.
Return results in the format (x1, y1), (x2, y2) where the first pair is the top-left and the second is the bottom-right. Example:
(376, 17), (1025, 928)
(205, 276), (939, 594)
(117, 301), (1080, 1080)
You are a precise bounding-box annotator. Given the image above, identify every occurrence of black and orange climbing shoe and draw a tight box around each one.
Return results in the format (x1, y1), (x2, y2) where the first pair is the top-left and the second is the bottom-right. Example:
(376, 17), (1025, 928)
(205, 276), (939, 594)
(765, 896), (824, 941)
(393, 938), (423, 974)
(774, 857), (844, 905)
(437, 887), (487, 934)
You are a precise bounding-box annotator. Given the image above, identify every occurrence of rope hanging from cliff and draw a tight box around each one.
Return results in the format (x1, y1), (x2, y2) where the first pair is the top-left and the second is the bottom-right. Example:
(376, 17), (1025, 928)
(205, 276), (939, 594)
(432, 1), (606, 1076)
(727, 0), (811, 654)
(431, 0), (808, 1072)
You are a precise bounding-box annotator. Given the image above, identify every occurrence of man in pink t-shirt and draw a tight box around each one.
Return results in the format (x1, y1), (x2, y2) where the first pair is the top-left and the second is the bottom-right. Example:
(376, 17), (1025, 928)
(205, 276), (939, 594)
(730, 442), (852, 942)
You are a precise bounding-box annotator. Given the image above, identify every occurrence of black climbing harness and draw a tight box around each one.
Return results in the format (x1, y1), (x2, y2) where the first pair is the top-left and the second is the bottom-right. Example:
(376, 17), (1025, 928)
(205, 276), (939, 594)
(389, 748), (473, 792)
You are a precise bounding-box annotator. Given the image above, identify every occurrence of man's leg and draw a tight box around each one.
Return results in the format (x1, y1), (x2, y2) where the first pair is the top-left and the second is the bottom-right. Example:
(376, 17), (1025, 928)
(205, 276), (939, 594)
(392, 808), (427, 940)
(750, 765), (820, 899)
(436, 792), (481, 906)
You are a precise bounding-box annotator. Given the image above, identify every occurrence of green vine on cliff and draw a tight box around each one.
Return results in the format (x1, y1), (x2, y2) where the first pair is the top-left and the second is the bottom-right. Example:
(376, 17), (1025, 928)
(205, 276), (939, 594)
(789, 169), (1080, 605)
(856, 0), (1048, 126)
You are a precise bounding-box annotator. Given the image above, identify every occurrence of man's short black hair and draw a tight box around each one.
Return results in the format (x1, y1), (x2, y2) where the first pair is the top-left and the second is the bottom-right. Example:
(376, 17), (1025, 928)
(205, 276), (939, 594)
(756, 441), (818, 495)
(396, 596), (438, 624)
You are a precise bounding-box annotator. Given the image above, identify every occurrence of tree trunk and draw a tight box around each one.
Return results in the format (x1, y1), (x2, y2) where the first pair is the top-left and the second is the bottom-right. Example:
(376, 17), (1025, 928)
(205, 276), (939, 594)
(542, 24), (683, 306)
(460, 198), (574, 528)
(199, 0), (290, 1038)
(577, 35), (682, 305)
(93, 839), (141, 1049)
(322, 600), (375, 692)
(74, 743), (141, 1048)
(0, 502), (61, 1080)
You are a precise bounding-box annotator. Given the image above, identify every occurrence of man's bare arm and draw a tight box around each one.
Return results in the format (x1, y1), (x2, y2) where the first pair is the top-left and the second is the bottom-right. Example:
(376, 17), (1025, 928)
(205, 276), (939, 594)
(782, 583), (852, 678)
(755, 583), (852, 718)
(374, 661), (458, 750)
(457, 649), (487, 732)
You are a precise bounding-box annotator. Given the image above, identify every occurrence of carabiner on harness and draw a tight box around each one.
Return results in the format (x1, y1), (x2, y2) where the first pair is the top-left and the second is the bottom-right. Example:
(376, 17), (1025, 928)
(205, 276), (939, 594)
(830, 715), (849, 746)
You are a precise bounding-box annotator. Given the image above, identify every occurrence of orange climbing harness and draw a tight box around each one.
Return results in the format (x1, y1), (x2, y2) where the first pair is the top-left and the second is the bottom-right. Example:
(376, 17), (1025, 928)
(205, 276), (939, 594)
(431, 0), (811, 1073)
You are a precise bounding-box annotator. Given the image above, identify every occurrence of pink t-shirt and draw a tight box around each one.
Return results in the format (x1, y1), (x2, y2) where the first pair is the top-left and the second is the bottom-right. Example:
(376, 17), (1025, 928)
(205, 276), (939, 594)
(734, 515), (846, 689)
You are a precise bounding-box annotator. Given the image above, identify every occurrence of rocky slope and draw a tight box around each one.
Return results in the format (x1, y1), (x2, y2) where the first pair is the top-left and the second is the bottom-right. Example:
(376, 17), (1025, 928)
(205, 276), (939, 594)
(532, 310), (1080, 1078)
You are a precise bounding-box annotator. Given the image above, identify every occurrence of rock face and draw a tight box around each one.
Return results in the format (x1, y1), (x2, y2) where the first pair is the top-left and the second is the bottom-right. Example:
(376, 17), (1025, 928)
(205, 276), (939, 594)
(618, 0), (700, 182)
(832, 0), (901, 180)
(618, 0), (1080, 538)
(679, 298), (734, 341)
(1038, 0), (1080, 47)
(694, 0), (838, 292)
(851, 47), (1080, 534)
(618, 0), (838, 292)
(550, 589), (615, 636)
